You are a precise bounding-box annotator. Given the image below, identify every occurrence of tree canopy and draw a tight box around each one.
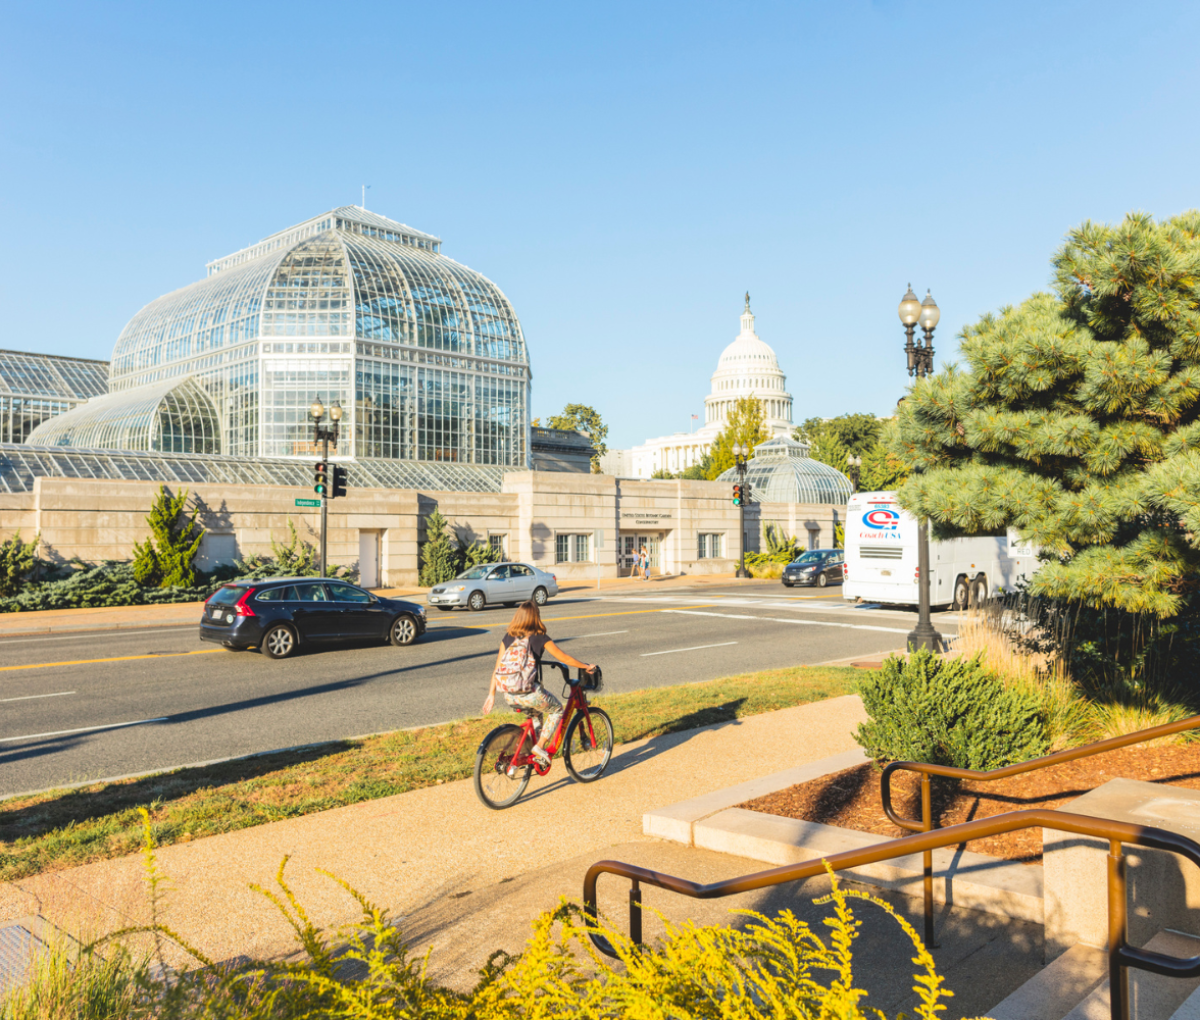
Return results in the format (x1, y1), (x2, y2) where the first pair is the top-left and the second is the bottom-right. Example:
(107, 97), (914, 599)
(706, 397), (770, 479)
(546, 404), (608, 472)
(797, 413), (909, 493)
(893, 210), (1200, 618)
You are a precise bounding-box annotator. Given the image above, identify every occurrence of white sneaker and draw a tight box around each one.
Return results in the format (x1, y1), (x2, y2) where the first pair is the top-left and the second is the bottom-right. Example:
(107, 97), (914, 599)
(530, 745), (551, 767)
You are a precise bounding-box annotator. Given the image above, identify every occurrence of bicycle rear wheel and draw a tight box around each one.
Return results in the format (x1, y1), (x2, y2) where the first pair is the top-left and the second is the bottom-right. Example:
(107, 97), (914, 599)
(474, 724), (532, 809)
(563, 708), (614, 783)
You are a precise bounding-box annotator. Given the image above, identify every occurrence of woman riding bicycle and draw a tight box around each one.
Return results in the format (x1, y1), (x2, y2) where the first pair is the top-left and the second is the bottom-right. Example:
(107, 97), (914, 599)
(482, 601), (595, 768)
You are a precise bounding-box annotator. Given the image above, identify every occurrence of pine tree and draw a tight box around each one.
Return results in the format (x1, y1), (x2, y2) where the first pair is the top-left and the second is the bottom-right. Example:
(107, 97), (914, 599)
(419, 510), (460, 586)
(0, 532), (40, 597)
(893, 210), (1200, 618)
(706, 397), (771, 479)
(131, 487), (205, 588)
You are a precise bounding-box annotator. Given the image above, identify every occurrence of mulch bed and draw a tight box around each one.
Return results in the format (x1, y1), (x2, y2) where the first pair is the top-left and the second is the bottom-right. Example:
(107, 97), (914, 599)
(739, 744), (1200, 864)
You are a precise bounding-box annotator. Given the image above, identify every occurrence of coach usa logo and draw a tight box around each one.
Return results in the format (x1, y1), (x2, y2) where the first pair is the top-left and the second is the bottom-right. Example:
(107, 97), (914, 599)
(862, 508), (900, 530)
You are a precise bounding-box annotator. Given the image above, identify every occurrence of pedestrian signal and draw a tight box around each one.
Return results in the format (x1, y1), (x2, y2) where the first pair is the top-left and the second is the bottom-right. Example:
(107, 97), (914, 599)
(314, 461), (329, 497)
(732, 484), (742, 507)
(332, 464), (348, 499)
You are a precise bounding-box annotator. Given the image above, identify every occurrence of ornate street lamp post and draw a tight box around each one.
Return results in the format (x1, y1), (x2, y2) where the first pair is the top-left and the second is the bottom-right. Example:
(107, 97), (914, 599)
(733, 443), (751, 578)
(846, 454), (862, 492)
(898, 286), (942, 653)
(310, 397), (344, 578)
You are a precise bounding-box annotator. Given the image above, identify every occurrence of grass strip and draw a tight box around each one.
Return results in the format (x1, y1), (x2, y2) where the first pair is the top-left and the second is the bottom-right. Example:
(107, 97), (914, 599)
(0, 665), (858, 881)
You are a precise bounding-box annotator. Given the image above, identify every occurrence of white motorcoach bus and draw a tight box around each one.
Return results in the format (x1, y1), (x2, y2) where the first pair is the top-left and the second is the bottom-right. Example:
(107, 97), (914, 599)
(842, 491), (1039, 608)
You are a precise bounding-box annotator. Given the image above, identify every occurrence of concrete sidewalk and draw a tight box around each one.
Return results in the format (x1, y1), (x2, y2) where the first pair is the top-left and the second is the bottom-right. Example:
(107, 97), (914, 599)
(0, 695), (868, 969)
(0, 571), (756, 638)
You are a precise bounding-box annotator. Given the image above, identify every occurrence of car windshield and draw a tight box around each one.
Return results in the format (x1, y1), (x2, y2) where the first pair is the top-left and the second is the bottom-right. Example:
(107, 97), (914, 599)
(792, 552), (823, 566)
(457, 565), (494, 580)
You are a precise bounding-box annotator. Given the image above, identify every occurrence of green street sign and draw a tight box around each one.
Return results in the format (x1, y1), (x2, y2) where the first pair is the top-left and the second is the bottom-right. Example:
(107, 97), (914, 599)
(295, 498), (321, 507)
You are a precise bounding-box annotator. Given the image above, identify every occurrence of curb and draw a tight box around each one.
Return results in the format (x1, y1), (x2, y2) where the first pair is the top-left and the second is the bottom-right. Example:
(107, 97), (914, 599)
(643, 748), (1045, 925)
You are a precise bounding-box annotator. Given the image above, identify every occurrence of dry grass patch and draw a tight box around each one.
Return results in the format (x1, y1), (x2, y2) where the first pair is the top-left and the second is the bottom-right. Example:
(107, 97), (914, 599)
(0, 664), (857, 881)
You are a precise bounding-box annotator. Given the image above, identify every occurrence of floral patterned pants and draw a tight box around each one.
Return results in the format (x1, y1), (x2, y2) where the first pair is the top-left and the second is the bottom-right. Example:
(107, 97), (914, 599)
(503, 685), (564, 740)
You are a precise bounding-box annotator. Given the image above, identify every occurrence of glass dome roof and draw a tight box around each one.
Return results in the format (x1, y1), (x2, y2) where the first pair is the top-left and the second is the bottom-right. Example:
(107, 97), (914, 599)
(26, 376), (220, 454)
(717, 436), (852, 505)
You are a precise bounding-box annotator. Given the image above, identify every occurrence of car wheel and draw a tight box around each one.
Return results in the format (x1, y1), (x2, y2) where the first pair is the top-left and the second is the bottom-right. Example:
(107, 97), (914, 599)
(817, 572), (829, 588)
(389, 614), (418, 647)
(261, 624), (297, 659)
(533, 586), (548, 606)
(468, 590), (486, 611)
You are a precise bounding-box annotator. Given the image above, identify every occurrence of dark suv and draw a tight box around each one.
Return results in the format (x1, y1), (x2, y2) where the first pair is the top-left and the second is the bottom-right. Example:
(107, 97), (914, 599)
(199, 578), (426, 659)
(782, 549), (845, 588)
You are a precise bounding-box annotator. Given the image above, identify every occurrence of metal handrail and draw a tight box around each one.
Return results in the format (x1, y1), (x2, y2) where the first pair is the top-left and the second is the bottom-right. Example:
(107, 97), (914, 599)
(879, 712), (1200, 945)
(584, 809), (1200, 1020)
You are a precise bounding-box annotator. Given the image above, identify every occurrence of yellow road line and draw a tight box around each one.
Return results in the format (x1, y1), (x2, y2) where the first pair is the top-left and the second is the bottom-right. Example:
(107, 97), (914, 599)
(0, 649), (224, 673)
(1, 605), (719, 671)
(428, 604), (718, 630)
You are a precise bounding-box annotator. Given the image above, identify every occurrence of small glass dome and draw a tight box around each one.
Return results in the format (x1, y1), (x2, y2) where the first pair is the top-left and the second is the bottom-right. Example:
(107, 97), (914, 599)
(717, 436), (852, 505)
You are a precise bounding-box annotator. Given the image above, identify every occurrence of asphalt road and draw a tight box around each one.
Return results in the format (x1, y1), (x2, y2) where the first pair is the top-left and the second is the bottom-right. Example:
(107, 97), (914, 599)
(0, 582), (961, 797)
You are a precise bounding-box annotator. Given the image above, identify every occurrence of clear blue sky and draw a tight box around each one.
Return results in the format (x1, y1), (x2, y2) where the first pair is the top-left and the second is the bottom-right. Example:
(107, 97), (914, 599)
(4, 0), (1200, 449)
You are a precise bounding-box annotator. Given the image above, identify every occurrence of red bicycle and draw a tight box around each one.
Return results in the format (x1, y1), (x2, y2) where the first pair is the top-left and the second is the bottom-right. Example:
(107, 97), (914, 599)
(474, 663), (614, 809)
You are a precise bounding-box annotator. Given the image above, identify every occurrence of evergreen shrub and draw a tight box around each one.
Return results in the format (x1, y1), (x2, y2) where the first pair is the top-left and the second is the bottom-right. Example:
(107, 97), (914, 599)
(130, 486), (205, 588)
(418, 509), (459, 586)
(0, 563), (213, 613)
(855, 649), (1049, 769)
(0, 532), (41, 596)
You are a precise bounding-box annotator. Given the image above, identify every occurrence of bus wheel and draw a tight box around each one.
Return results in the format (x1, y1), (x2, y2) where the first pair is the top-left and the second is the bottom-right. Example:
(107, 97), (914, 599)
(952, 576), (970, 610)
(971, 575), (988, 607)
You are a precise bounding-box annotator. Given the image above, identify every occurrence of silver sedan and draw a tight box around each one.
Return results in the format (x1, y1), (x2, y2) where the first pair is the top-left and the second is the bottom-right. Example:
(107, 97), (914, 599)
(427, 562), (560, 612)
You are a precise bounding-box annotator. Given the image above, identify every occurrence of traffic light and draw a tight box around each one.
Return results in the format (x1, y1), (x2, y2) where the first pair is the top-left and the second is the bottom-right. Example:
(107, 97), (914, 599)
(732, 484), (742, 507)
(332, 464), (348, 499)
(314, 461), (329, 497)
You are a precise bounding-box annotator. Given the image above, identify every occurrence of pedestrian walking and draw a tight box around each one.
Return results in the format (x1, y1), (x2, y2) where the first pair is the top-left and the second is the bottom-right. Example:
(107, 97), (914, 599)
(640, 544), (650, 581)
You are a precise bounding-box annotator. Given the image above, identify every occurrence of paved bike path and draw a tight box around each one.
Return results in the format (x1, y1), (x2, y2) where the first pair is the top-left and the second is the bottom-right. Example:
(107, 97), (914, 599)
(0, 694), (867, 969)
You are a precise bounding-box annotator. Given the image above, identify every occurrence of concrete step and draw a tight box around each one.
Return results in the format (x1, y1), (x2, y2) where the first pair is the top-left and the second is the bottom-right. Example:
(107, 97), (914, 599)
(990, 931), (1200, 1020)
(1170, 981), (1200, 1019)
(987, 944), (1108, 1020)
(691, 807), (1045, 924)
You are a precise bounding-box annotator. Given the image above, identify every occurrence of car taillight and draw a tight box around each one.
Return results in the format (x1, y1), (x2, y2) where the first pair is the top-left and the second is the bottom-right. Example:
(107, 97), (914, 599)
(235, 588), (258, 617)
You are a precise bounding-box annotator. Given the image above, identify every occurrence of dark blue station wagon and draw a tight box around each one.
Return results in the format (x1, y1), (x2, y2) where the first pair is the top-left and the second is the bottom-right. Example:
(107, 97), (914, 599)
(199, 577), (427, 659)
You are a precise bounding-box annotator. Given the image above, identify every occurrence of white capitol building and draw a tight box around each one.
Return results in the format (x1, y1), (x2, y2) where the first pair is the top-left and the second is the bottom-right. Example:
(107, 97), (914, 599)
(605, 296), (793, 478)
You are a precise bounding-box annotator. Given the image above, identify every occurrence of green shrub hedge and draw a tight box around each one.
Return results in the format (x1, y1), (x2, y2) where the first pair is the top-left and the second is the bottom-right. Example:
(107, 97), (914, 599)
(855, 649), (1049, 769)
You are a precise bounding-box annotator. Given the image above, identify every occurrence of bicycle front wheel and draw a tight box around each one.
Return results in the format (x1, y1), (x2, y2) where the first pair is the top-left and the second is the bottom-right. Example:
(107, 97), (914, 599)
(474, 724), (532, 809)
(563, 708), (614, 783)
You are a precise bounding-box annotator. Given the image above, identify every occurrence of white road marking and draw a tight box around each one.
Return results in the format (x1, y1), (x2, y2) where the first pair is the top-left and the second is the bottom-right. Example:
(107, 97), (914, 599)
(641, 641), (738, 657)
(0, 717), (168, 743)
(664, 609), (911, 635)
(573, 630), (629, 638)
(0, 691), (75, 703)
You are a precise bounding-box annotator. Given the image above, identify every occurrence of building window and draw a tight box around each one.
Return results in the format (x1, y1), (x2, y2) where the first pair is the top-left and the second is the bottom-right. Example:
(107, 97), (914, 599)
(489, 534), (507, 557)
(697, 533), (723, 559)
(556, 533), (591, 563)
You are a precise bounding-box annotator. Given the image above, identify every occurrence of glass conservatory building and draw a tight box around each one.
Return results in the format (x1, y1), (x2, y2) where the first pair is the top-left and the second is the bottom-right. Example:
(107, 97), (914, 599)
(28, 208), (530, 467)
(0, 350), (109, 444)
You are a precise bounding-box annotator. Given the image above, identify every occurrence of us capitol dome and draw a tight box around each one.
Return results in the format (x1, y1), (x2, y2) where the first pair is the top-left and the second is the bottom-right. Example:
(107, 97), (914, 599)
(622, 295), (794, 478)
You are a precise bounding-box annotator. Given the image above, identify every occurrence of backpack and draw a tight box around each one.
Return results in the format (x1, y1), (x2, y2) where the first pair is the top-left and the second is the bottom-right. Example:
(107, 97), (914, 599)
(495, 636), (539, 694)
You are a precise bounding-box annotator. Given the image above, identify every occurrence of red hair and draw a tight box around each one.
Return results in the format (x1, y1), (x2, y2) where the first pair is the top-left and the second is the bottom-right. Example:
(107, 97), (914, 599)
(507, 601), (547, 637)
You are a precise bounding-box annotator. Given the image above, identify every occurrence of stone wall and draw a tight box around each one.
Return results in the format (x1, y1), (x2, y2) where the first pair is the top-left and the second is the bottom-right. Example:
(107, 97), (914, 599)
(0, 472), (846, 586)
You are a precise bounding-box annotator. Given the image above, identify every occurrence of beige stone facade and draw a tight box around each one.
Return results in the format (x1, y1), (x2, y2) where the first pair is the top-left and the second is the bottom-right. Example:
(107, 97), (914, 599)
(0, 473), (845, 586)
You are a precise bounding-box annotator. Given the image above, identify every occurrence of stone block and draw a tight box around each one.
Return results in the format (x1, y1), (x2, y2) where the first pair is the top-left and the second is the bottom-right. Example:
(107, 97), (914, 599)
(1044, 778), (1200, 961)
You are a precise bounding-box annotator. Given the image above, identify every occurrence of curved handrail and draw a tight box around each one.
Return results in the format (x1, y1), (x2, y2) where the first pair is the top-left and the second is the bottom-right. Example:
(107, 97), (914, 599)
(879, 712), (1200, 834)
(584, 808), (1200, 1020)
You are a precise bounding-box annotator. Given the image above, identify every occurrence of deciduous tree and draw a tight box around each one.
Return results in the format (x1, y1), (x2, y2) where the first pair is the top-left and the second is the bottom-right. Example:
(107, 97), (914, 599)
(546, 404), (608, 471)
(706, 397), (770, 479)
